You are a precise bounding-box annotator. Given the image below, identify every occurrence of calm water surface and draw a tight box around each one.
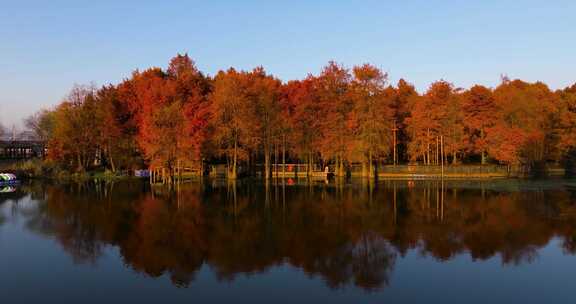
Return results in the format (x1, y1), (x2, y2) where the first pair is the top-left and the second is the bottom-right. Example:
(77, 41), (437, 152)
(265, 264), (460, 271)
(1, 178), (576, 303)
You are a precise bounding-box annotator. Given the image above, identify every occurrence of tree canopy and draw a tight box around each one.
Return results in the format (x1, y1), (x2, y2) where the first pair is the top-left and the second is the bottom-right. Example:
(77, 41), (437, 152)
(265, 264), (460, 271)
(27, 54), (576, 176)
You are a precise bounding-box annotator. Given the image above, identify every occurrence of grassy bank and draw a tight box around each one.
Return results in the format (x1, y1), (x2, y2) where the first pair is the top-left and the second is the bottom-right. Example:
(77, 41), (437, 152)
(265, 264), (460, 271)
(0, 159), (135, 182)
(2, 159), (571, 183)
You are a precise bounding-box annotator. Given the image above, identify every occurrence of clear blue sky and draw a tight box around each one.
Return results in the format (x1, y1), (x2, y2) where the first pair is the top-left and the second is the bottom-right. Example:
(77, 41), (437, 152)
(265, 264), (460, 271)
(1, 0), (575, 127)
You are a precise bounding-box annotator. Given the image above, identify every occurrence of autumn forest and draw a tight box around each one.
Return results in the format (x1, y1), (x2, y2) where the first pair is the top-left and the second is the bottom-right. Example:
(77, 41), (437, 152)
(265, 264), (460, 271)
(23, 54), (576, 179)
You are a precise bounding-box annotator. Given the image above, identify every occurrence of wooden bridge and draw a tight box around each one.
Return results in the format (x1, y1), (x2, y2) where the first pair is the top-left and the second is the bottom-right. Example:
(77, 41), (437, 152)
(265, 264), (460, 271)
(0, 140), (46, 159)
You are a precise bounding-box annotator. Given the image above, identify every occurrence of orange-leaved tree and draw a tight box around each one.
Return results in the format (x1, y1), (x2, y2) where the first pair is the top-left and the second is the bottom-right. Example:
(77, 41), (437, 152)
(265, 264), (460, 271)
(349, 63), (392, 177)
(461, 85), (497, 164)
(209, 68), (260, 178)
(282, 77), (322, 176)
(488, 79), (560, 167)
(316, 61), (352, 176)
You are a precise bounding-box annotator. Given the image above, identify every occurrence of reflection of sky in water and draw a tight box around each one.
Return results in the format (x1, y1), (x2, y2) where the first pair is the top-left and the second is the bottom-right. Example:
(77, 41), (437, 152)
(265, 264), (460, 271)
(0, 180), (575, 303)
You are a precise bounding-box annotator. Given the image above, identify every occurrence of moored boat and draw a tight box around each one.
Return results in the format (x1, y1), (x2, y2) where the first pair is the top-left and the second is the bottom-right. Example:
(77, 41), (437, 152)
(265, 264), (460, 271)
(0, 173), (18, 184)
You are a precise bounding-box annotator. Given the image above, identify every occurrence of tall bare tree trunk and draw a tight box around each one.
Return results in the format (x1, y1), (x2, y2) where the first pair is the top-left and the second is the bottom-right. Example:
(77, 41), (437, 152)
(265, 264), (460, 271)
(282, 136), (286, 177)
(368, 150), (374, 179)
(426, 128), (430, 165)
(335, 155), (340, 177)
(338, 155), (345, 177)
(306, 152), (312, 177)
(274, 141), (279, 179)
(230, 139), (238, 179)
(76, 152), (83, 172)
(436, 136), (439, 165)
(441, 135), (444, 177)
(480, 129), (486, 165)
(451, 128), (457, 164)
(106, 145), (116, 172)
(393, 120), (397, 166)
(264, 145), (270, 180)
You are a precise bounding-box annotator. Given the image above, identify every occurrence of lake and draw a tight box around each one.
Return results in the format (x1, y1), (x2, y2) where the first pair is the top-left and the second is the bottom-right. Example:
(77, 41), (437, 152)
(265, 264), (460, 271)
(1, 178), (576, 303)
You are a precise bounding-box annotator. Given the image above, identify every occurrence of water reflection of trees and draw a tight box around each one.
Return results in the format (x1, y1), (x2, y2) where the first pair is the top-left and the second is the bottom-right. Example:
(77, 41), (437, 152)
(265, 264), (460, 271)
(15, 179), (576, 290)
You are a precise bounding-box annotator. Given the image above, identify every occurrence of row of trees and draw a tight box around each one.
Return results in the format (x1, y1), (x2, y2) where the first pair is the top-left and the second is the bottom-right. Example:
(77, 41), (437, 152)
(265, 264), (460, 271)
(27, 54), (576, 178)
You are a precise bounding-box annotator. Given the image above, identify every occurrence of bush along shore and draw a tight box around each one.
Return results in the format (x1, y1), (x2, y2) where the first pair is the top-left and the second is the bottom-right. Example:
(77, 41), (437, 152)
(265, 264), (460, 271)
(0, 159), (136, 182)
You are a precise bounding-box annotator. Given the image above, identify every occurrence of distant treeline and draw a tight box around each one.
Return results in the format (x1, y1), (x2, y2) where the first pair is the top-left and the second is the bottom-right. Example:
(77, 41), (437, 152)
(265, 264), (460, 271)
(21, 54), (576, 179)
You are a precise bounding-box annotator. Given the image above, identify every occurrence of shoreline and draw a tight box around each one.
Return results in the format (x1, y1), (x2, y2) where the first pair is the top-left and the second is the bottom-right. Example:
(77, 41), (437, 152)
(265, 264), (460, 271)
(1, 159), (570, 182)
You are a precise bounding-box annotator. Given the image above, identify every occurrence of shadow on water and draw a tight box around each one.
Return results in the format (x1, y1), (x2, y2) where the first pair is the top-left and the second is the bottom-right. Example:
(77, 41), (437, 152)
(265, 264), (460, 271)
(2, 177), (576, 291)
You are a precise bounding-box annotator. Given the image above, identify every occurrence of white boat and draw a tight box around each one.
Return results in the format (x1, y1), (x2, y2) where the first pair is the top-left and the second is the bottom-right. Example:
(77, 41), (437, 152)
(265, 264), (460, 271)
(0, 173), (18, 183)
